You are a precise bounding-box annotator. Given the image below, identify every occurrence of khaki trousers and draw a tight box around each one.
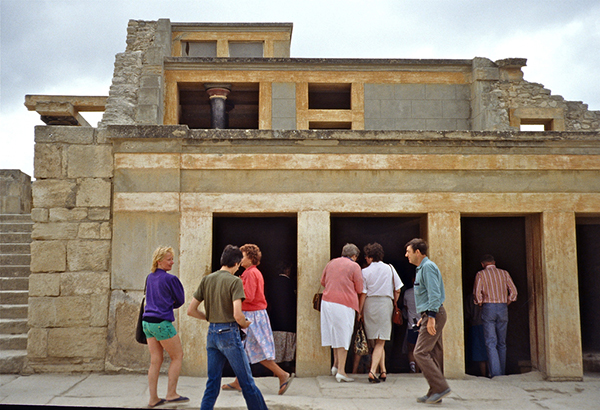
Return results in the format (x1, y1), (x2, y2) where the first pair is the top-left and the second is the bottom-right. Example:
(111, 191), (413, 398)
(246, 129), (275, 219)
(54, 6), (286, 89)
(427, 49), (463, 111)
(414, 306), (449, 395)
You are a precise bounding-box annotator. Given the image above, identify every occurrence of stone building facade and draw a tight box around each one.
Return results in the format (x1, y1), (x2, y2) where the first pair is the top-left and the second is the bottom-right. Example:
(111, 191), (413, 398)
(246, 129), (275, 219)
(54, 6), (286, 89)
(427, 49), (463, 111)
(24, 19), (600, 380)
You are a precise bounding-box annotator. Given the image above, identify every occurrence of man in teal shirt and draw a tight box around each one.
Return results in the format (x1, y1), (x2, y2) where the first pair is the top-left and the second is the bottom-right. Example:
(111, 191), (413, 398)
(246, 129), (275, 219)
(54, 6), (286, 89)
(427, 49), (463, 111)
(405, 238), (451, 405)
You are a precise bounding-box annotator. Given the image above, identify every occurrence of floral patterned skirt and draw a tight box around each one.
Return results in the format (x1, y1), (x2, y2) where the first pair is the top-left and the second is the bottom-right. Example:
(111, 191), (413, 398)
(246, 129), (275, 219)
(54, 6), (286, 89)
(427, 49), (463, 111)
(243, 309), (276, 364)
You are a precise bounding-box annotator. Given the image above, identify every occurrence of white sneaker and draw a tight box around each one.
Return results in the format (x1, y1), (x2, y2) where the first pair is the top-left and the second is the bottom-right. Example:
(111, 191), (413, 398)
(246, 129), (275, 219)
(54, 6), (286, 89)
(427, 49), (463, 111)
(335, 373), (354, 383)
(331, 366), (338, 376)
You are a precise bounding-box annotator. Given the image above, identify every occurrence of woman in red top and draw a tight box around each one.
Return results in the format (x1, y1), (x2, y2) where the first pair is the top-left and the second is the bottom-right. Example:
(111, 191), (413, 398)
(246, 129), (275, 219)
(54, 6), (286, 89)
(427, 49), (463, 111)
(222, 244), (295, 395)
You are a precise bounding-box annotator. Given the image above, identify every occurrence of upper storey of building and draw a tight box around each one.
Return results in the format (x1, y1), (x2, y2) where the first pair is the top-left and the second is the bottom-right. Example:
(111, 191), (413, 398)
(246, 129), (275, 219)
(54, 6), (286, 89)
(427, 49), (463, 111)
(26, 19), (600, 132)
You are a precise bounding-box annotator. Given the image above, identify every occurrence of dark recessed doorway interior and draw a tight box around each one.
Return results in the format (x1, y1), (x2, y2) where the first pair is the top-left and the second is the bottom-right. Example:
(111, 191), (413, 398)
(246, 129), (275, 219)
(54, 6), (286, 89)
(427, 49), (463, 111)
(213, 216), (298, 377)
(461, 217), (531, 377)
(330, 216), (421, 374)
(576, 219), (600, 356)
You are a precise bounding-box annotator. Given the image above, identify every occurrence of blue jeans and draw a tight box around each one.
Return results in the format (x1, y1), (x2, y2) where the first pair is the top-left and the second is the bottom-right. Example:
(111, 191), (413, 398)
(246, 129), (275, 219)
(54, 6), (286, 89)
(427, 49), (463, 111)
(201, 322), (267, 410)
(481, 303), (509, 377)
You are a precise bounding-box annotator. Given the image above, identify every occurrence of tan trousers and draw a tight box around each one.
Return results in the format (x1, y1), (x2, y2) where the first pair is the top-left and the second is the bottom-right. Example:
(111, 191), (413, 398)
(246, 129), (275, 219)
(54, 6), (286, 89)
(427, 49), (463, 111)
(414, 306), (449, 395)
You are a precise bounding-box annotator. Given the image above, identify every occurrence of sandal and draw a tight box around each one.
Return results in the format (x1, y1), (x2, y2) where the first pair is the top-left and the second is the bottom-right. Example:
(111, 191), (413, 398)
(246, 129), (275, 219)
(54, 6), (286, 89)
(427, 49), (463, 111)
(222, 383), (242, 392)
(368, 371), (380, 383)
(379, 372), (387, 382)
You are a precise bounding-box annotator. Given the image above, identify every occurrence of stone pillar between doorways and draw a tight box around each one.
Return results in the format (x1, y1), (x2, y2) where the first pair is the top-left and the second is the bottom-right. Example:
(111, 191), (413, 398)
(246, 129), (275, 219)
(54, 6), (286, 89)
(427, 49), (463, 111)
(296, 211), (331, 376)
(426, 211), (465, 379)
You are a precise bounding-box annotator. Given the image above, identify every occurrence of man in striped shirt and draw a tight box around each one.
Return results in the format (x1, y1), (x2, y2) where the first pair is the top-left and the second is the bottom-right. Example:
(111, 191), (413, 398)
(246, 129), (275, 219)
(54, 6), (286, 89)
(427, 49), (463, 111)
(473, 254), (518, 377)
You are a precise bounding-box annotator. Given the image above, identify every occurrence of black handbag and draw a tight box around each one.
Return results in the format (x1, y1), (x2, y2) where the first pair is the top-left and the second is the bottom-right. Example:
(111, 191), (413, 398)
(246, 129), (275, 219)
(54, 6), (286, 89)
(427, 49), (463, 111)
(135, 276), (148, 344)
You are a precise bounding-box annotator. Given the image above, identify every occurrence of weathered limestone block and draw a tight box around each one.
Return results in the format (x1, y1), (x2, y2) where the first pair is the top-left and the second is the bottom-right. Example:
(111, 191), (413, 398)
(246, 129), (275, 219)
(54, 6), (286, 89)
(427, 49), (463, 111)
(49, 207), (88, 221)
(32, 179), (76, 208)
(47, 327), (107, 358)
(100, 222), (112, 239)
(34, 143), (63, 179)
(30, 240), (66, 272)
(90, 292), (110, 327)
(31, 208), (49, 222)
(29, 273), (60, 297)
(67, 145), (113, 178)
(32, 222), (79, 240)
(35, 125), (95, 144)
(76, 178), (111, 207)
(27, 327), (48, 358)
(87, 207), (111, 221)
(28, 296), (91, 327)
(105, 290), (150, 372)
(60, 271), (110, 296)
(78, 222), (103, 239)
(67, 240), (111, 271)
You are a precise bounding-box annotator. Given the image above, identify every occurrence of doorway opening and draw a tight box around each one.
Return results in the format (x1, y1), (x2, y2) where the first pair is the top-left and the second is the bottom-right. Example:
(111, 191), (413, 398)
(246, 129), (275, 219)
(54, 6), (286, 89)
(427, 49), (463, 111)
(576, 217), (600, 372)
(461, 217), (531, 377)
(213, 216), (298, 376)
(330, 215), (422, 374)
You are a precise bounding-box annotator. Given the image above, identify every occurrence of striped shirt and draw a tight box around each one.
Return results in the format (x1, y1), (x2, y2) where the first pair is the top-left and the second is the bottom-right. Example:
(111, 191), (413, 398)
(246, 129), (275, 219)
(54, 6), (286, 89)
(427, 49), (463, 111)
(473, 264), (518, 305)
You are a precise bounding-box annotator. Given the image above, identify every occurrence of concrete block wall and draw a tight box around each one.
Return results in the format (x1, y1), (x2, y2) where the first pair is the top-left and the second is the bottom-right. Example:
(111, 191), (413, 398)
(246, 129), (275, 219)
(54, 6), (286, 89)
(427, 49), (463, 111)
(272, 82), (296, 130)
(364, 83), (471, 131)
(26, 126), (113, 373)
(0, 170), (32, 214)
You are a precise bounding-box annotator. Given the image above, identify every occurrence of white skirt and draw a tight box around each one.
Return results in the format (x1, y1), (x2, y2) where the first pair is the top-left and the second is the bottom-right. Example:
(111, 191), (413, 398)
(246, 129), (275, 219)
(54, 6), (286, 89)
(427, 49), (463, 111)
(363, 296), (393, 340)
(320, 300), (355, 350)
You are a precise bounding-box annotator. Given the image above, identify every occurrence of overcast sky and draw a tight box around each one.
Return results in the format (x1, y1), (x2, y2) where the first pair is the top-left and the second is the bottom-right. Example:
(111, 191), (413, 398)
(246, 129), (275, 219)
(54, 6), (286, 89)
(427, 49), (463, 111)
(2, 0), (599, 177)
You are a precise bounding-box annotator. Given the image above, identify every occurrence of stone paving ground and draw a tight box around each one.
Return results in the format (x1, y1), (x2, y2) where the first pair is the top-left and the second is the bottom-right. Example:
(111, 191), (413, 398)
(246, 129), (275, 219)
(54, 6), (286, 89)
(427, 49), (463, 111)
(1, 371), (600, 409)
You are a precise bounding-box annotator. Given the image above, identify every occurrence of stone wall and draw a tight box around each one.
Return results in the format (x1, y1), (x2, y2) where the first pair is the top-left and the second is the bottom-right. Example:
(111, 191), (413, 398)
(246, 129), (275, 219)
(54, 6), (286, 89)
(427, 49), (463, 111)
(0, 170), (32, 214)
(493, 70), (600, 131)
(26, 126), (113, 372)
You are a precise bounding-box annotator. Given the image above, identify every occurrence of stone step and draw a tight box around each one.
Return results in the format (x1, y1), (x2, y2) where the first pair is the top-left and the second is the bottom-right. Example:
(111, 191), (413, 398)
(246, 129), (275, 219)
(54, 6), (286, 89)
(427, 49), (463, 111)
(0, 232), (32, 244)
(0, 350), (27, 374)
(0, 290), (28, 304)
(0, 243), (31, 254)
(0, 265), (31, 278)
(0, 304), (28, 319)
(0, 253), (31, 265)
(0, 222), (33, 233)
(0, 277), (29, 290)
(0, 334), (28, 350)
(0, 214), (32, 223)
(0, 318), (29, 334)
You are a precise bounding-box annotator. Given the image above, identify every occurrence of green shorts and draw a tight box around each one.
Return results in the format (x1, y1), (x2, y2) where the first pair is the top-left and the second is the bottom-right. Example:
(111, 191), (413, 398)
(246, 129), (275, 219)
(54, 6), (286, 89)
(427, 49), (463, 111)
(142, 320), (177, 341)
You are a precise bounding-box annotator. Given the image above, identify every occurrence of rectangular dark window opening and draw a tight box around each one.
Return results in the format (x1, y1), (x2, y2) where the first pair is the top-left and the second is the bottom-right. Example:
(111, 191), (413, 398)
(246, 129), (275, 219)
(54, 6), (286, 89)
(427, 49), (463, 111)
(308, 83), (351, 110)
(309, 121), (352, 130)
(178, 82), (259, 129)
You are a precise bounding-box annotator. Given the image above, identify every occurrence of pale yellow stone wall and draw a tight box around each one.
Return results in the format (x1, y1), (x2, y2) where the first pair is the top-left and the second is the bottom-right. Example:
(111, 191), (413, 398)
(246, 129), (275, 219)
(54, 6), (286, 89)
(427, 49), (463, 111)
(27, 126), (113, 373)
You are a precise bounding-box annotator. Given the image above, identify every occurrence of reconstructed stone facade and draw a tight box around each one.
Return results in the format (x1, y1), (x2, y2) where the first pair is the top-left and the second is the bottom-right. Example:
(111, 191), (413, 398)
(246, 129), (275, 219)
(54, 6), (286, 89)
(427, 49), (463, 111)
(0, 170), (31, 214)
(24, 19), (600, 380)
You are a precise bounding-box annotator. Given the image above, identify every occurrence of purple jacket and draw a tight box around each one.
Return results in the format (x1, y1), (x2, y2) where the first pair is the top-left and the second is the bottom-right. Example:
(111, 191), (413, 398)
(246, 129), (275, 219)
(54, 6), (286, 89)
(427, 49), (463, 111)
(143, 269), (185, 322)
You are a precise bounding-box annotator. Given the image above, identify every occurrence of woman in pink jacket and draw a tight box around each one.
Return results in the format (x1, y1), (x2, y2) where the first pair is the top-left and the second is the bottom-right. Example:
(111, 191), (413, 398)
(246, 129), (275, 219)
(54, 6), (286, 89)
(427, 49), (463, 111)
(320, 243), (363, 383)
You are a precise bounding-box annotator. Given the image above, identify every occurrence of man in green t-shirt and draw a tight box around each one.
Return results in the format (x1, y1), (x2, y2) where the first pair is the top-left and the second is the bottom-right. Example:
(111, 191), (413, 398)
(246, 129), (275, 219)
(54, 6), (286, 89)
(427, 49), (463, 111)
(187, 245), (267, 410)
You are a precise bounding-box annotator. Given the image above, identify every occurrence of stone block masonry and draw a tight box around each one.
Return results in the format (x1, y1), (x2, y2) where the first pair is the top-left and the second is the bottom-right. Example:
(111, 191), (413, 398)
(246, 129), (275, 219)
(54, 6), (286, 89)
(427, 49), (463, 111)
(26, 125), (113, 373)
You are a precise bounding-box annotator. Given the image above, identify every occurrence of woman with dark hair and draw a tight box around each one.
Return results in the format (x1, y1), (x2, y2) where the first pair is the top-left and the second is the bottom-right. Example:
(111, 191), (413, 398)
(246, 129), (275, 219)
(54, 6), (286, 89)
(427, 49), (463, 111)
(222, 244), (295, 395)
(359, 242), (403, 383)
(142, 246), (188, 407)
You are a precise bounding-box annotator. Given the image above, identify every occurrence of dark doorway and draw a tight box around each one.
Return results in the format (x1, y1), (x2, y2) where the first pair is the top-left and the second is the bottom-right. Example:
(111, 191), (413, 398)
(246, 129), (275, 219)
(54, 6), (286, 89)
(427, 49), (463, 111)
(576, 219), (600, 359)
(330, 216), (421, 374)
(213, 216), (298, 376)
(461, 217), (531, 377)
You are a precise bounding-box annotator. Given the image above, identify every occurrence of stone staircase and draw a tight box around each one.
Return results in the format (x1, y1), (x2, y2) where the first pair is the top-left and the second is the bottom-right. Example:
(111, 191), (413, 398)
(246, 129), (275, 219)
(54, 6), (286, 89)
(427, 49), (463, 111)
(0, 214), (32, 373)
